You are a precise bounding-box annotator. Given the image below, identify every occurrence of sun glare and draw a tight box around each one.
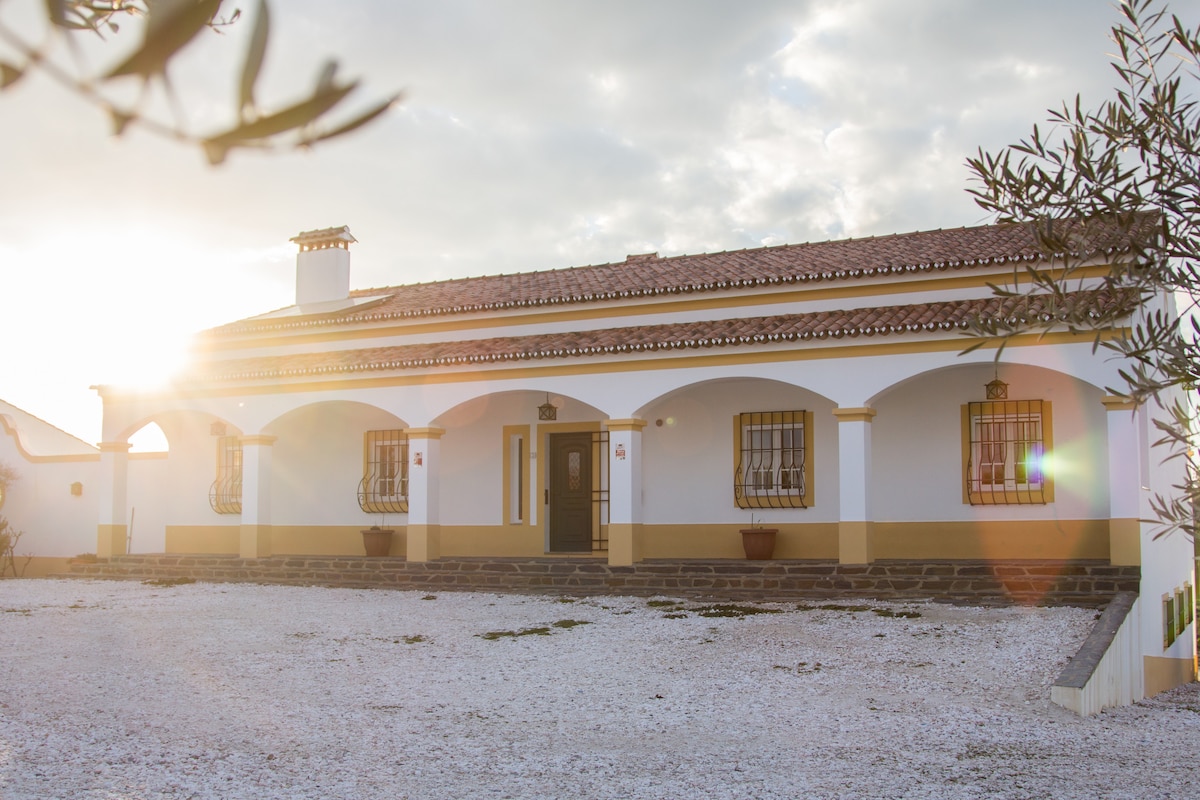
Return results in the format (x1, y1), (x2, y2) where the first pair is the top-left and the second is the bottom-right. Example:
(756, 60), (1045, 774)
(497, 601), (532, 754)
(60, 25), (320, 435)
(20, 225), (224, 391)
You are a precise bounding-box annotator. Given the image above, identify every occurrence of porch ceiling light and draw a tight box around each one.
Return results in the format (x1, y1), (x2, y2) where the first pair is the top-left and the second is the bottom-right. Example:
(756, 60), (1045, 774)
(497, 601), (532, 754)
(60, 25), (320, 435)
(985, 376), (1009, 400)
(538, 393), (558, 420)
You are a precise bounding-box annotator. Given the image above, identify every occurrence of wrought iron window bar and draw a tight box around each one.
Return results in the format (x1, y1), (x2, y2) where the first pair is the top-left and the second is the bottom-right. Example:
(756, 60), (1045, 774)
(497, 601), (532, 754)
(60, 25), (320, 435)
(734, 410), (807, 509)
(965, 399), (1047, 505)
(209, 436), (243, 515)
(358, 430), (409, 514)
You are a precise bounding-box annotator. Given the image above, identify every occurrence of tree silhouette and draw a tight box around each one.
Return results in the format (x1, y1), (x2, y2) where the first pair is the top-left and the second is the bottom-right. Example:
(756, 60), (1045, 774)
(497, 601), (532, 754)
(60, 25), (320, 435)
(967, 0), (1199, 539)
(0, 0), (400, 164)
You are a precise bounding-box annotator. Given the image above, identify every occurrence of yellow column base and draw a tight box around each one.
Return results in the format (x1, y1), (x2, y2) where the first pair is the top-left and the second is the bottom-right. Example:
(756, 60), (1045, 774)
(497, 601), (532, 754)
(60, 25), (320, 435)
(838, 521), (874, 565)
(406, 524), (441, 562)
(239, 524), (272, 559)
(1108, 518), (1141, 566)
(97, 525), (127, 559)
(607, 523), (643, 567)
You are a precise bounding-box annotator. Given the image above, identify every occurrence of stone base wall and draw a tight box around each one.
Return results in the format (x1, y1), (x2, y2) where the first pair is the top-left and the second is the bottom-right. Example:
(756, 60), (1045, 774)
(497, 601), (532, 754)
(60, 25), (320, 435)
(66, 555), (1140, 607)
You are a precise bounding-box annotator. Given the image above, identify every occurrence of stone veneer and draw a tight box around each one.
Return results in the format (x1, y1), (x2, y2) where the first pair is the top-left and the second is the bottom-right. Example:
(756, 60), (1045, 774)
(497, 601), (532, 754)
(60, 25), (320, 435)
(67, 555), (1140, 607)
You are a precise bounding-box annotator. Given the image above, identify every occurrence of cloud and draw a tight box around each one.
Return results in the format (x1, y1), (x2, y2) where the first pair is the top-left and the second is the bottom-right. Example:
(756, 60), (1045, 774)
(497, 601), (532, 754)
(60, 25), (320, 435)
(0, 0), (1131, 439)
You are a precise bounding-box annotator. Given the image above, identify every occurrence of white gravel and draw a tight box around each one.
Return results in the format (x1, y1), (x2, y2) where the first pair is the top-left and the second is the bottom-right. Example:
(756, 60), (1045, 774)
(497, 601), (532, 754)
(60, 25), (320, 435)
(0, 579), (1197, 799)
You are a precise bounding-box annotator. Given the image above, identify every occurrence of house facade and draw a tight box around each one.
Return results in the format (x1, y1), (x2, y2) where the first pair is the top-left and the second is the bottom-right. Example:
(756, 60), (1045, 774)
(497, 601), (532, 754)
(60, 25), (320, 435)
(93, 223), (1196, 698)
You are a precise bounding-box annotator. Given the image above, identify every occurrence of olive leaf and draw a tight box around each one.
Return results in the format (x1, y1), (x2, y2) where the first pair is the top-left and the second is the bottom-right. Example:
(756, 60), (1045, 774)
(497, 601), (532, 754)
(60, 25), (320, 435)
(0, 62), (23, 90)
(104, 0), (221, 80)
(299, 93), (403, 147)
(238, 0), (269, 118)
(203, 78), (357, 164)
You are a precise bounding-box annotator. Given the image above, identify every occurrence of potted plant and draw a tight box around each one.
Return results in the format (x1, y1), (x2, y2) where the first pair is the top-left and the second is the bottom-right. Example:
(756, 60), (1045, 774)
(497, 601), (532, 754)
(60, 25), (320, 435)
(739, 514), (778, 560)
(361, 515), (394, 557)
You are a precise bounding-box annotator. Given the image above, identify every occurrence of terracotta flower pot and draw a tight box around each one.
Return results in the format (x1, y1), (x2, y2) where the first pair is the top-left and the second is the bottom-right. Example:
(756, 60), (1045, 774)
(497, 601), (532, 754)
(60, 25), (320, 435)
(739, 528), (778, 560)
(362, 527), (394, 557)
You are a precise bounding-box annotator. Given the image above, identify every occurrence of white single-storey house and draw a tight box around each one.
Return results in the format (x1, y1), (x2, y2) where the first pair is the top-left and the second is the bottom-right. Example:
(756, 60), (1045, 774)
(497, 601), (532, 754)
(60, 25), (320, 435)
(90, 222), (1195, 700)
(0, 399), (98, 576)
(0, 399), (170, 575)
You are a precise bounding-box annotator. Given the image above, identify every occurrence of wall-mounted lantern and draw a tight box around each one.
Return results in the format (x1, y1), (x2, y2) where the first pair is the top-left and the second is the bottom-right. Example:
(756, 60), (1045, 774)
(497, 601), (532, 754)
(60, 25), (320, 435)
(538, 393), (558, 421)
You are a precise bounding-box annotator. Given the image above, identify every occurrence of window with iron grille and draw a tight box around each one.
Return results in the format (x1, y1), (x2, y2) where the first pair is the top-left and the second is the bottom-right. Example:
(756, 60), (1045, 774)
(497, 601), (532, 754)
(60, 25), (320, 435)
(964, 400), (1051, 505)
(208, 436), (242, 514)
(358, 430), (408, 514)
(734, 411), (810, 509)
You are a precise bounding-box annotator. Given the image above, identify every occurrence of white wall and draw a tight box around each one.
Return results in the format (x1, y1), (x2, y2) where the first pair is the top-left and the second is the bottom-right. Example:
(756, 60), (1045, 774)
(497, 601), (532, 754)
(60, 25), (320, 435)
(0, 453), (97, 558)
(641, 378), (838, 526)
(1134, 396), (1197, 669)
(265, 402), (407, 527)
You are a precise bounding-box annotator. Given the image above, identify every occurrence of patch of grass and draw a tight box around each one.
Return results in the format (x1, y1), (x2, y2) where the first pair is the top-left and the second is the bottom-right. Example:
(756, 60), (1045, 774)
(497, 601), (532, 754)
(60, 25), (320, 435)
(421, 595), (437, 601)
(478, 627), (553, 640)
(2, 607), (31, 615)
(556, 597), (577, 604)
(142, 577), (195, 587)
(662, 612), (689, 619)
(647, 600), (681, 608)
(695, 604), (781, 618)
(873, 608), (922, 619)
(797, 603), (923, 619)
(803, 603), (873, 613)
(479, 619), (591, 639)
(777, 661), (823, 674)
(401, 635), (427, 644)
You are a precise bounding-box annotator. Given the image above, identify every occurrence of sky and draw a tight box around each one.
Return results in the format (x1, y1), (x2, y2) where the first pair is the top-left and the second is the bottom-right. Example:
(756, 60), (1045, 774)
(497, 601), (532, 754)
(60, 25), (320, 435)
(0, 0), (1128, 447)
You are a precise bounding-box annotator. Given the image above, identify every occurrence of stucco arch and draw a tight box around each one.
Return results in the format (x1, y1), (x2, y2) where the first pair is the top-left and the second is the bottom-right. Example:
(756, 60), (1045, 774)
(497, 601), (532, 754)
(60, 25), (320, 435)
(261, 399), (407, 437)
(633, 375), (837, 422)
(112, 409), (241, 448)
(867, 360), (1109, 408)
(430, 388), (605, 431)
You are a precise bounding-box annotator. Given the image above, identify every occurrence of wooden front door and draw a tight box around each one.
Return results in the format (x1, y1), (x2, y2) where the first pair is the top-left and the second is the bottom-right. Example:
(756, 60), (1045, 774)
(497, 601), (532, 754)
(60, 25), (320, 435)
(548, 432), (593, 552)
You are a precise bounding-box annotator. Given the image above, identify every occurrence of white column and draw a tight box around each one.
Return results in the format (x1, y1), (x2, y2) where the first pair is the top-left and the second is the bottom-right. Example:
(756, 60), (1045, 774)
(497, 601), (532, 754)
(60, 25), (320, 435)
(832, 407), (876, 564)
(96, 441), (130, 558)
(405, 427), (445, 562)
(606, 419), (647, 566)
(239, 435), (277, 558)
(1102, 396), (1141, 566)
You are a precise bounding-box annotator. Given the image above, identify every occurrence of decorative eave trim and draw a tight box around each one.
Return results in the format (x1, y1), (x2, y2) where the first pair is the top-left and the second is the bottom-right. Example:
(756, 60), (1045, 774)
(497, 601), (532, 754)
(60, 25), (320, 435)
(211, 253), (1054, 337)
(183, 293), (1123, 385)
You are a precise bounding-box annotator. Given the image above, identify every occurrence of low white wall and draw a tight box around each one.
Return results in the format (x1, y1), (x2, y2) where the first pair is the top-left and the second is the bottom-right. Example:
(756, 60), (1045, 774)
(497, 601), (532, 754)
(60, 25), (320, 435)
(0, 457), (97, 558)
(1052, 593), (1143, 716)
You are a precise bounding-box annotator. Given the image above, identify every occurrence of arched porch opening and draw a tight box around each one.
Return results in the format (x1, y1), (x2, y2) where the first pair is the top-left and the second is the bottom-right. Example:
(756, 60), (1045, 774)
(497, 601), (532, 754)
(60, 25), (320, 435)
(867, 361), (1112, 562)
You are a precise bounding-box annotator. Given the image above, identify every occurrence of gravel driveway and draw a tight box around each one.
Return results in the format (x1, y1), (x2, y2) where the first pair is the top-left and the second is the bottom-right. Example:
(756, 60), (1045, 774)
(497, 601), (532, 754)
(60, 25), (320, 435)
(1, 579), (1197, 799)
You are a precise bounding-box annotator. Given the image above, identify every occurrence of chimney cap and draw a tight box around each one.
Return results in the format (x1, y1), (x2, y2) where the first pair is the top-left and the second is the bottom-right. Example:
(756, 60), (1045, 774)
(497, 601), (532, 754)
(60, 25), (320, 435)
(290, 225), (356, 251)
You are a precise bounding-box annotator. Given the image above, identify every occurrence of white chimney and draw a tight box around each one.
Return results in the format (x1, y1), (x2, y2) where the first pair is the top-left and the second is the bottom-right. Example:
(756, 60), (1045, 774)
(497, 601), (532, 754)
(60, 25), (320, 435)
(290, 225), (356, 306)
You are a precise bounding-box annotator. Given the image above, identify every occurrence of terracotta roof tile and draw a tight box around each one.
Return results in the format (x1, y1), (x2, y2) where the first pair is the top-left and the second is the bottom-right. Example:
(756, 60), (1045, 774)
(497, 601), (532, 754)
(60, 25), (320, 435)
(184, 290), (1124, 384)
(210, 218), (1146, 336)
